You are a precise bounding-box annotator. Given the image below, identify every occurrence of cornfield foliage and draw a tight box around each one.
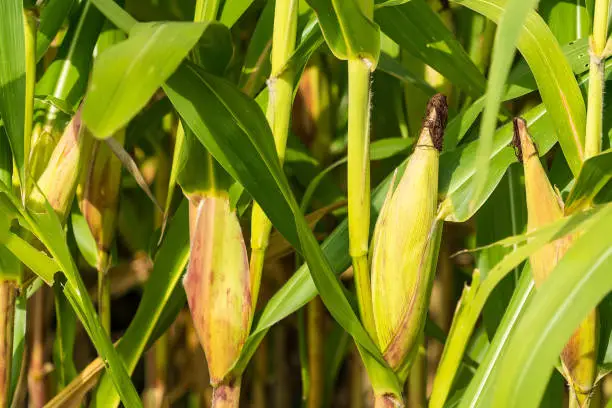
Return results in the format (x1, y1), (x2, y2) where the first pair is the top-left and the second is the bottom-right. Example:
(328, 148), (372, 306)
(0, 0), (611, 407)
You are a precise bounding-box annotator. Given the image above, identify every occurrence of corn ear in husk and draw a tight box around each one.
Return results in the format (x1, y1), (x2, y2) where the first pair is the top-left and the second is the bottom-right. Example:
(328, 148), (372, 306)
(29, 109), (93, 221)
(182, 193), (250, 406)
(371, 94), (447, 377)
(513, 118), (598, 408)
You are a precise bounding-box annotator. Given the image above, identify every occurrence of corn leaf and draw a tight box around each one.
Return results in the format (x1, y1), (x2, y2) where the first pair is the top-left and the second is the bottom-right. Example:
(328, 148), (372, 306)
(306, 0), (381, 66)
(492, 204), (612, 408)
(36, 0), (76, 62)
(92, 202), (190, 408)
(0, 183), (142, 407)
(459, 0), (586, 212)
(565, 149), (612, 213)
(83, 21), (207, 139)
(0, 0), (26, 186)
(459, 267), (535, 408)
(375, 0), (486, 97)
(429, 205), (607, 408)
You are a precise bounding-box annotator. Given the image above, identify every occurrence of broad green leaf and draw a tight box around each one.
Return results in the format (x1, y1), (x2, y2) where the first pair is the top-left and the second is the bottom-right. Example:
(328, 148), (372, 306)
(440, 103), (556, 222)
(1, 234), (58, 283)
(306, 0), (381, 66)
(375, 0), (485, 97)
(92, 202), (190, 408)
(165, 63), (299, 247)
(459, 0), (587, 210)
(36, 0), (76, 62)
(71, 212), (99, 268)
(83, 21), (207, 139)
(377, 52), (437, 96)
(52, 281), (78, 390)
(465, 0), (539, 207)
(0, 127), (11, 187)
(238, 0), (274, 96)
(9, 293), (26, 404)
(36, 1), (107, 111)
(539, 0), (590, 44)
(459, 267), (534, 408)
(90, 0), (136, 33)
(0, 0), (26, 186)
(492, 205), (612, 408)
(565, 149), (612, 213)
(0, 184), (142, 407)
(429, 206), (606, 408)
(220, 0), (255, 27)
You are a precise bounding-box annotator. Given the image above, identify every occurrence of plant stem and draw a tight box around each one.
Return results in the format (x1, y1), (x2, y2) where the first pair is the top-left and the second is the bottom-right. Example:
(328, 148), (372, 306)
(584, 0), (610, 158)
(406, 344), (426, 408)
(249, 0), (298, 311)
(0, 281), (17, 408)
(307, 296), (324, 408)
(373, 393), (401, 408)
(97, 251), (111, 334)
(28, 288), (47, 406)
(348, 57), (376, 339)
(346, 0), (377, 344)
(212, 377), (242, 408)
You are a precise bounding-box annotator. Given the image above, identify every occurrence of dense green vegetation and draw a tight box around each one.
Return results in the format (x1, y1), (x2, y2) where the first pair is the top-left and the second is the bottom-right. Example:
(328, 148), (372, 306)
(0, 0), (611, 407)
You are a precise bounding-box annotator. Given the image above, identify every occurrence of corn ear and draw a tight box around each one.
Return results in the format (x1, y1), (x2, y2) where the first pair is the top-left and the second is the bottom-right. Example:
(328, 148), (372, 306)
(79, 130), (124, 269)
(29, 109), (93, 222)
(182, 193), (251, 393)
(371, 94), (447, 372)
(513, 117), (598, 407)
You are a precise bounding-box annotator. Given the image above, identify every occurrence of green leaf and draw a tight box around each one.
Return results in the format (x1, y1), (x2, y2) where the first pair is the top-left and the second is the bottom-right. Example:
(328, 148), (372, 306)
(0, 127), (11, 187)
(429, 206), (606, 408)
(83, 21), (206, 139)
(459, 0), (587, 210)
(565, 149), (612, 213)
(459, 267), (534, 408)
(538, 0), (590, 44)
(375, 0), (486, 97)
(92, 201), (190, 408)
(36, 0), (76, 62)
(492, 204), (612, 408)
(36, 1), (107, 111)
(0, 184), (143, 407)
(0, 0), (26, 186)
(9, 293), (26, 404)
(71, 212), (99, 268)
(306, 0), (381, 66)
(220, 0), (255, 27)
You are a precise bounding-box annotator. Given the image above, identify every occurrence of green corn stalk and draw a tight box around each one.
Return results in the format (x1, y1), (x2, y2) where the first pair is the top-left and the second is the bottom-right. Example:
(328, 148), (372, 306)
(513, 118), (598, 408)
(249, 0), (298, 315)
(370, 94), (448, 404)
(584, 0), (611, 158)
(347, 0), (378, 339)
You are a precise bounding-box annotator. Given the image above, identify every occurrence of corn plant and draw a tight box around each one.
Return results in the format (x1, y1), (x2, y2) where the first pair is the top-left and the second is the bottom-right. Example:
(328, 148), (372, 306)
(0, 0), (611, 407)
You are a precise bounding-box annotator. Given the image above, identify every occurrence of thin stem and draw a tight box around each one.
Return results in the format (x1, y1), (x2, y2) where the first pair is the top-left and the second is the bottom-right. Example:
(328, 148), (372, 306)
(584, 0), (610, 158)
(27, 288), (47, 406)
(348, 58), (376, 339)
(97, 251), (111, 334)
(0, 281), (17, 408)
(249, 0), (298, 311)
(307, 296), (324, 408)
(406, 344), (426, 408)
